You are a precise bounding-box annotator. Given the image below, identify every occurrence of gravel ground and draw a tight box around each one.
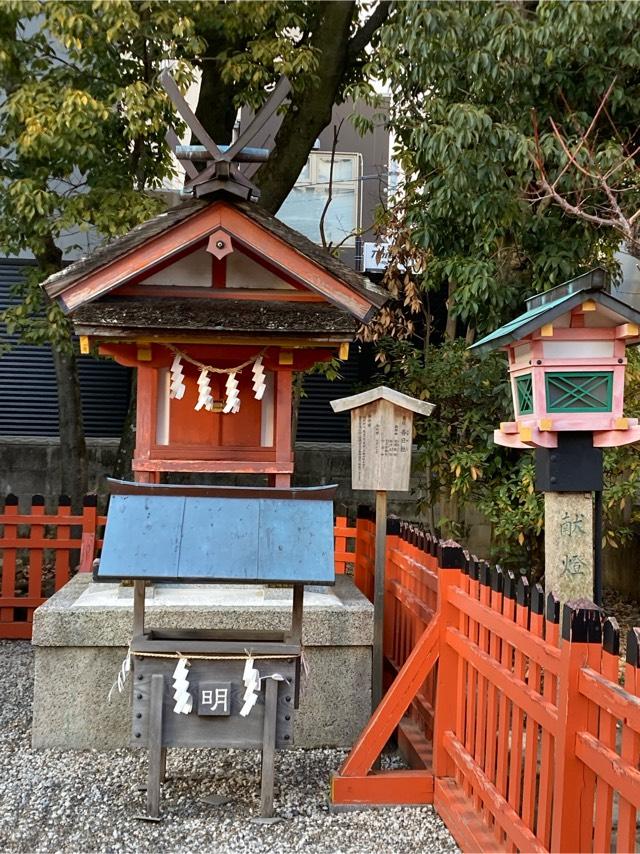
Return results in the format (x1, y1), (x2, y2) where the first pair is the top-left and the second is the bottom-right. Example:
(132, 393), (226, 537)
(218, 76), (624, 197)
(0, 641), (457, 854)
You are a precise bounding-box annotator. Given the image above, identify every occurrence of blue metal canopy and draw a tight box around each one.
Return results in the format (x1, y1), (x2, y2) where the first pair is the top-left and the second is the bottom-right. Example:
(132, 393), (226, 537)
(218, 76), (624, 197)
(97, 481), (336, 585)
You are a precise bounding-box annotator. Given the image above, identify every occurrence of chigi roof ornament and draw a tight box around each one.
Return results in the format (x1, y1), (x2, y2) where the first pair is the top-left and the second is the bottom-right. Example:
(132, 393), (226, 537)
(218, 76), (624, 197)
(160, 69), (291, 203)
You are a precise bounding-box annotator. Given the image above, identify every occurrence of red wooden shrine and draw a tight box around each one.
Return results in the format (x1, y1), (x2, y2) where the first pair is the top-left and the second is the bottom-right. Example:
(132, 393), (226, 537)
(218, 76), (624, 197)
(43, 194), (385, 485)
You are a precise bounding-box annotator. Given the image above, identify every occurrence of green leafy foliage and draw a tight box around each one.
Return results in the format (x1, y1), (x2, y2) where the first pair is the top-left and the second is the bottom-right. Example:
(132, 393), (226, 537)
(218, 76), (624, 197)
(362, 1), (640, 571)
(0, 0), (384, 348)
(376, 337), (542, 569)
(0, 1), (203, 346)
(378, 339), (640, 575)
(373, 0), (640, 337)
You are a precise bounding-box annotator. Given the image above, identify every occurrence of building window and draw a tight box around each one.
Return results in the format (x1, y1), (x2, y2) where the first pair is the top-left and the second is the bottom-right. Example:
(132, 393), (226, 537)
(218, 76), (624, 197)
(278, 151), (362, 247)
(515, 374), (534, 415)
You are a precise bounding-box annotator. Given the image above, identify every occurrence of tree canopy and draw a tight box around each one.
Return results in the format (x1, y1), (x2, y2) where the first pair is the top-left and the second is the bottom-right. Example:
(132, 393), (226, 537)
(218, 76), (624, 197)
(367, 0), (640, 569)
(0, 0), (390, 503)
(375, 0), (640, 340)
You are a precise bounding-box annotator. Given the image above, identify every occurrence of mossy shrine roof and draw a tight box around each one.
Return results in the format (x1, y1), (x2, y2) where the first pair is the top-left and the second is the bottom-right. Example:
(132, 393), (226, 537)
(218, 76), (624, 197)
(41, 193), (388, 336)
(471, 268), (640, 355)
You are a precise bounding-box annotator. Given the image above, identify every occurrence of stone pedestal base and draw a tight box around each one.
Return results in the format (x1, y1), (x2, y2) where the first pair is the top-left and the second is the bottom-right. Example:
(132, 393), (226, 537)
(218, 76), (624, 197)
(31, 574), (373, 750)
(544, 491), (594, 605)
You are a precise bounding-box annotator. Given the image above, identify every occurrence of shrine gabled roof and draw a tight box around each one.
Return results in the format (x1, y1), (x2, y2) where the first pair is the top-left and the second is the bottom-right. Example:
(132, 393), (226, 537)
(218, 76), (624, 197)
(72, 297), (359, 338)
(41, 195), (387, 323)
(471, 286), (640, 355)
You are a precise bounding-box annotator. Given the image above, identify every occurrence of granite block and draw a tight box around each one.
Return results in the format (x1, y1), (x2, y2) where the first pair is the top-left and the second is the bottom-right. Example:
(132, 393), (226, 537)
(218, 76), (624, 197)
(31, 574), (373, 750)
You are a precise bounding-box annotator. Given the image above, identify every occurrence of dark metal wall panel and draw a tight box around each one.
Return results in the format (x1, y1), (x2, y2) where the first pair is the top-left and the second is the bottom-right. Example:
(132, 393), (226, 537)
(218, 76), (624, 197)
(0, 259), (131, 437)
(297, 346), (374, 443)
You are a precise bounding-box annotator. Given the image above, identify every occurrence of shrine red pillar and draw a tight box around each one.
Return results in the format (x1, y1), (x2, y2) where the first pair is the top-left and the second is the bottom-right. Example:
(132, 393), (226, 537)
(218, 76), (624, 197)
(133, 366), (160, 484)
(272, 368), (293, 488)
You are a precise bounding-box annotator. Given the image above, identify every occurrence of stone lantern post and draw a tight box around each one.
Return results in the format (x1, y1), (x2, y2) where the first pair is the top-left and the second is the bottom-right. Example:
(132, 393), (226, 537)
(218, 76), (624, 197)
(471, 268), (640, 605)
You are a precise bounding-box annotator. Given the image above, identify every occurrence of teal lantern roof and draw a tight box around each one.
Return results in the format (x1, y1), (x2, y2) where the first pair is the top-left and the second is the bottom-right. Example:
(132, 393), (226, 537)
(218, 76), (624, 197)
(471, 268), (640, 355)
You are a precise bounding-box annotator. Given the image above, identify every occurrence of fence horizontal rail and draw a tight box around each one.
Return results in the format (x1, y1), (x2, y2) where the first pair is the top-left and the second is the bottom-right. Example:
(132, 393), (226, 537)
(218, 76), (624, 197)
(0, 496), (359, 638)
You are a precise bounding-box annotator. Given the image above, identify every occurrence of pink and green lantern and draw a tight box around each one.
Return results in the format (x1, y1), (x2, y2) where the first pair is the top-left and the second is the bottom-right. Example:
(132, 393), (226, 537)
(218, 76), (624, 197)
(472, 268), (640, 450)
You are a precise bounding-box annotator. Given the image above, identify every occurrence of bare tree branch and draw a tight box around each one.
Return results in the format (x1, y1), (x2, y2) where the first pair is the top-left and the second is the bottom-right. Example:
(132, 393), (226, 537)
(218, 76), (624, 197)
(532, 81), (640, 253)
(536, 173), (625, 231)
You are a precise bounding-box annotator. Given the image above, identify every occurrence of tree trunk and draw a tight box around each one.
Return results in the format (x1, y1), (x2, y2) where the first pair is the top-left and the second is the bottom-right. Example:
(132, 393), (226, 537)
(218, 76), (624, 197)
(37, 237), (88, 509)
(113, 372), (137, 482)
(52, 345), (88, 510)
(194, 29), (240, 145)
(445, 279), (458, 340)
(256, 1), (357, 214)
(291, 371), (305, 447)
(193, 2), (391, 216)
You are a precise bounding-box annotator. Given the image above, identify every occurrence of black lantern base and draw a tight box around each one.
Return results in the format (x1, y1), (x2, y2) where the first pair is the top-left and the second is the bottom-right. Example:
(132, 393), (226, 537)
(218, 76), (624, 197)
(535, 432), (603, 493)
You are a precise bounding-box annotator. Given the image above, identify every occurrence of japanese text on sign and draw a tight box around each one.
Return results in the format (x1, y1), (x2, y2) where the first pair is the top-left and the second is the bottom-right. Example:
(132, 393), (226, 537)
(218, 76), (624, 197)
(197, 681), (232, 716)
(558, 512), (587, 578)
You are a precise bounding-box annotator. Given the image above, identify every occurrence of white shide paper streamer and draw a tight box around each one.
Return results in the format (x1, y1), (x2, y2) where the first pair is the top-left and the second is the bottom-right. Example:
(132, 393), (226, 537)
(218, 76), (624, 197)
(172, 657), (193, 714)
(169, 354), (186, 400)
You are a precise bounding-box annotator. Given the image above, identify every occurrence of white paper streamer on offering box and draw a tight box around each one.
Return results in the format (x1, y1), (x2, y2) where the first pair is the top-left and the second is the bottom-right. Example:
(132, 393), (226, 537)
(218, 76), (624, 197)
(172, 658), (193, 715)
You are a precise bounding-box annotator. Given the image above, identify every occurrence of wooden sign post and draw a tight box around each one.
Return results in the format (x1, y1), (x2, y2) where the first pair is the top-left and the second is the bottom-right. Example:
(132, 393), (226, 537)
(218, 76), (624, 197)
(331, 387), (434, 711)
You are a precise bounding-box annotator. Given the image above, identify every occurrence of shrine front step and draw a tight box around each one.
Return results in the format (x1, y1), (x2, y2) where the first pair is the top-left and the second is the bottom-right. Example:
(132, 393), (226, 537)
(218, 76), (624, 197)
(31, 573), (373, 750)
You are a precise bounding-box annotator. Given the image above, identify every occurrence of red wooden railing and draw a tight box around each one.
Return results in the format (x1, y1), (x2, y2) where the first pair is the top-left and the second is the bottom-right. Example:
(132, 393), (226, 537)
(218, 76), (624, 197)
(354, 505), (375, 599)
(5, 496), (640, 851)
(336, 511), (640, 853)
(0, 494), (355, 639)
(0, 495), (107, 639)
(333, 514), (356, 575)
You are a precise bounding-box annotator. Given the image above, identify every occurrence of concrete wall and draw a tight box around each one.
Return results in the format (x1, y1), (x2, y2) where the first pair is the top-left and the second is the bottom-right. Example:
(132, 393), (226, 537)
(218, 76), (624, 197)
(0, 436), (119, 500)
(0, 436), (493, 554)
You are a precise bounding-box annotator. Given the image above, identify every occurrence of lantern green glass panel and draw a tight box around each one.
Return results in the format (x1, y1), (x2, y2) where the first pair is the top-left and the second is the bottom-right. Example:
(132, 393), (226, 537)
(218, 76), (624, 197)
(515, 374), (534, 415)
(545, 371), (613, 413)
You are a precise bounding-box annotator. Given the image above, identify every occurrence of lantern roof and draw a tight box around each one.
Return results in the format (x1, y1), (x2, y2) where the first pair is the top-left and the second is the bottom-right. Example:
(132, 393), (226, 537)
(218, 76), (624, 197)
(471, 267), (640, 355)
(330, 385), (435, 416)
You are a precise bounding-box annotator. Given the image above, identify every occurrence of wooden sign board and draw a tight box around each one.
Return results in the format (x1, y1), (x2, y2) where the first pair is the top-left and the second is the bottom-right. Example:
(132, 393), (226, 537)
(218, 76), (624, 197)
(351, 399), (413, 491)
(331, 386), (434, 493)
(331, 385), (434, 710)
(131, 657), (295, 749)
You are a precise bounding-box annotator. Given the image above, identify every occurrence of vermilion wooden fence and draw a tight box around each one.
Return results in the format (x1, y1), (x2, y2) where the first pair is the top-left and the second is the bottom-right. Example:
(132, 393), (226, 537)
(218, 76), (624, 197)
(5, 496), (640, 852)
(0, 494), (107, 639)
(0, 495), (355, 639)
(335, 511), (640, 853)
(354, 505), (375, 599)
(333, 514), (356, 575)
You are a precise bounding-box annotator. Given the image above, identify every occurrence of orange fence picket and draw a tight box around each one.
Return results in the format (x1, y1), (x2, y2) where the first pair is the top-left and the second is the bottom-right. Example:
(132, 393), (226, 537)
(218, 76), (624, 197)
(354, 506), (375, 599)
(5, 493), (640, 852)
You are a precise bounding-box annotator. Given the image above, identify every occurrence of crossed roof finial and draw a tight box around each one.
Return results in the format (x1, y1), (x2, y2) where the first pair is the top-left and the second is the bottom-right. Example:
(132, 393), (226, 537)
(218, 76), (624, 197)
(160, 70), (291, 203)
